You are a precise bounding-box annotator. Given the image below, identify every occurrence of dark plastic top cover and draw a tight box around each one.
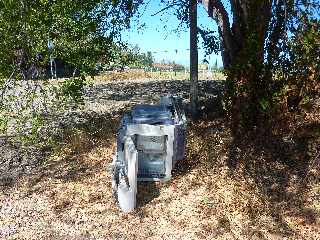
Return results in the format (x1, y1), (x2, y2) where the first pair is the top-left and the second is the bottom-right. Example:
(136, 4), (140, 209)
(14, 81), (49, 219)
(131, 105), (173, 125)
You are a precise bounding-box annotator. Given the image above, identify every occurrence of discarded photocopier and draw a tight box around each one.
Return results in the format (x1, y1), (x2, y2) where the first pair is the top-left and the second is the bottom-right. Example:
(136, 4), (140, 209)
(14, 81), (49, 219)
(110, 96), (187, 212)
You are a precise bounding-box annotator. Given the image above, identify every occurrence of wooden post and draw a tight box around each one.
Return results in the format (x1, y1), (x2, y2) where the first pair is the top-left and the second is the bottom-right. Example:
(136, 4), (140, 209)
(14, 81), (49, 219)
(190, 0), (198, 119)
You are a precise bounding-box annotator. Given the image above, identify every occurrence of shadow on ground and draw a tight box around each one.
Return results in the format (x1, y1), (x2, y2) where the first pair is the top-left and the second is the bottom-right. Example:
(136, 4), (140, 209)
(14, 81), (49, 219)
(0, 112), (119, 195)
(1, 77), (319, 239)
(85, 79), (224, 104)
(226, 123), (320, 238)
(136, 182), (161, 208)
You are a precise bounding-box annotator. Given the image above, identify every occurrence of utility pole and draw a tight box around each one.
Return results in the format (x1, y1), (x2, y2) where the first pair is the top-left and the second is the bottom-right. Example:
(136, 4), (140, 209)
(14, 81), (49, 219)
(190, 0), (198, 119)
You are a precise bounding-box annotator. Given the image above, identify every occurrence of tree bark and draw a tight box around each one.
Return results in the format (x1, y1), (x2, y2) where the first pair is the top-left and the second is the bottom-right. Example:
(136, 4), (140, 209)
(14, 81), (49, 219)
(200, 0), (274, 133)
(201, 0), (235, 68)
(190, 0), (199, 119)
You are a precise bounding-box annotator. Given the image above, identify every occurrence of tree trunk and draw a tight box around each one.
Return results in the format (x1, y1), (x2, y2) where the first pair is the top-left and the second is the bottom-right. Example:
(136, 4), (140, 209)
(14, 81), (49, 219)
(190, 0), (199, 119)
(201, 0), (275, 134)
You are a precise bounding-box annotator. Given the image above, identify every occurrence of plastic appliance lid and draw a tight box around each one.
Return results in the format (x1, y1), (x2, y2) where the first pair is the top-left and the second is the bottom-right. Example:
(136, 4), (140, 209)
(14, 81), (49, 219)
(131, 105), (173, 124)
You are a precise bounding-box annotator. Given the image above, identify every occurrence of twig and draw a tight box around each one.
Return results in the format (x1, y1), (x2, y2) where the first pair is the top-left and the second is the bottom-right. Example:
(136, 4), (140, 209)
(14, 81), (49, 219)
(151, 3), (180, 16)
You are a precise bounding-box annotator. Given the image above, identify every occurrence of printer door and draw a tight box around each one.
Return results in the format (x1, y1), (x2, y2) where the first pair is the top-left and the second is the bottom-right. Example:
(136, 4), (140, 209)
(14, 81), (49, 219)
(116, 137), (138, 212)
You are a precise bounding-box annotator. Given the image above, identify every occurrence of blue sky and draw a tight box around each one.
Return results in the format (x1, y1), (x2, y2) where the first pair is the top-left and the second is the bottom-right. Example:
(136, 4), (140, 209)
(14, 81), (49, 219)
(122, 1), (225, 67)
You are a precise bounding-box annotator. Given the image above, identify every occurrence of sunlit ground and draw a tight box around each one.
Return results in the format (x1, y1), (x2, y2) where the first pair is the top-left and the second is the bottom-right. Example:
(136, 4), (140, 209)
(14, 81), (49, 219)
(0, 73), (319, 240)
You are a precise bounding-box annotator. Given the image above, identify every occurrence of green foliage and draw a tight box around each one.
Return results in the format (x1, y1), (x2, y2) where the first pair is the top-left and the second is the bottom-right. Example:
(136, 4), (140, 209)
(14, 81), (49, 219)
(104, 44), (154, 70)
(259, 98), (271, 112)
(134, 51), (154, 68)
(223, 1), (319, 131)
(198, 27), (220, 58)
(0, 0), (144, 78)
(0, 114), (9, 134)
(288, 20), (319, 89)
(17, 115), (44, 145)
(60, 76), (89, 103)
(273, 12), (320, 113)
(0, 0), (144, 147)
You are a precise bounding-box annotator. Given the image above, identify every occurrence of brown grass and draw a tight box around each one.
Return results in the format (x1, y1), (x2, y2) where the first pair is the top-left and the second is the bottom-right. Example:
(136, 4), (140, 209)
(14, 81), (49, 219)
(94, 70), (153, 82)
(1, 113), (319, 240)
(92, 70), (226, 82)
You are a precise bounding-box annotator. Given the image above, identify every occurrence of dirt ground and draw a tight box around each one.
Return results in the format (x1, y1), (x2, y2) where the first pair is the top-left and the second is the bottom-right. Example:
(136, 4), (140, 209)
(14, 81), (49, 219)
(0, 78), (319, 240)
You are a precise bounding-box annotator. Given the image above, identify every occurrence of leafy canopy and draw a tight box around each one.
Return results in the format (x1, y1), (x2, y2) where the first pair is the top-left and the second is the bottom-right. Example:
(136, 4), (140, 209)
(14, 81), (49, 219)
(0, 0), (143, 78)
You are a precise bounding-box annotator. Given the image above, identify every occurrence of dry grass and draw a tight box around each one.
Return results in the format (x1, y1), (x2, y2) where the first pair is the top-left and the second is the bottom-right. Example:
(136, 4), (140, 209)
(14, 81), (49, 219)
(95, 70), (152, 82)
(1, 113), (319, 239)
(93, 70), (226, 82)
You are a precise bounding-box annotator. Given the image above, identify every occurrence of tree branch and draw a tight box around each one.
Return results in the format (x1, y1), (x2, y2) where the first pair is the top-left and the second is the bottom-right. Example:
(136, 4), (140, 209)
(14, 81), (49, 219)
(230, 0), (245, 50)
(151, 2), (182, 16)
(201, 0), (235, 68)
(151, 4), (175, 16)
